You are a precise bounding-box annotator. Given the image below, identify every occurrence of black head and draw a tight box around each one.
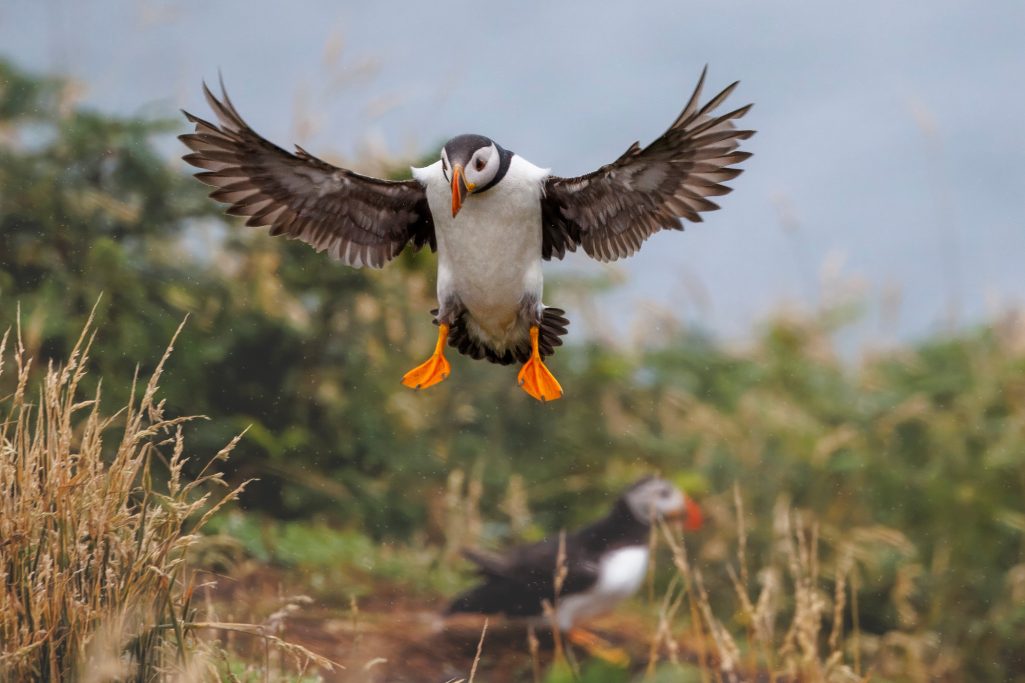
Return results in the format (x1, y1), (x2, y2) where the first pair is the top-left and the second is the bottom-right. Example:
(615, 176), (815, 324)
(441, 134), (513, 216)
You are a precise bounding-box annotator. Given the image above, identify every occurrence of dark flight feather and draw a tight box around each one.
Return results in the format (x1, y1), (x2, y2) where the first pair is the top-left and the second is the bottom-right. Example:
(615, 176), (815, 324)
(179, 79), (434, 268)
(541, 68), (754, 262)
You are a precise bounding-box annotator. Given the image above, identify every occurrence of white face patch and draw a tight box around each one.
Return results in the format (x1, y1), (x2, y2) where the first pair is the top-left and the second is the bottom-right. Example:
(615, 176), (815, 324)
(463, 143), (499, 190)
(441, 148), (451, 182)
(625, 478), (686, 522)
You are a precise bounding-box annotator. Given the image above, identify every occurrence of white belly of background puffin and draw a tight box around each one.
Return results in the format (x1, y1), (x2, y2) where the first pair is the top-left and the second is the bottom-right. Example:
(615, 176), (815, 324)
(556, 546), (650, 631)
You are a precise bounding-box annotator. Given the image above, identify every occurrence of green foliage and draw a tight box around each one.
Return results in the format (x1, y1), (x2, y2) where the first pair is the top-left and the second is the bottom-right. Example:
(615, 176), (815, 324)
(544, 659), (625, 683)
(542, 659), (706, 683)
(206, 512), (463, 600)
(2, 58), (1024, 680)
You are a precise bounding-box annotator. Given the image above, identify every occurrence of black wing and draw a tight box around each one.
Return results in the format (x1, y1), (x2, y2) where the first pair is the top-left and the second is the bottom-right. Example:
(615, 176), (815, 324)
(449, 536), (600, 616)
(541, 68), (754, 262)
(180, 80), (434, 269)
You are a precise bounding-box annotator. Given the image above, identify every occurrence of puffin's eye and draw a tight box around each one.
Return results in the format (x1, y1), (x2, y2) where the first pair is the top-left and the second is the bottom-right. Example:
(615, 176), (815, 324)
(475, 156), (486, 172)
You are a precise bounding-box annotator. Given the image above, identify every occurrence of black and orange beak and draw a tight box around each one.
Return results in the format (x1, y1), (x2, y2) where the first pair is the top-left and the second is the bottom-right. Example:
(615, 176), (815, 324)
(451, 163), (469, 217)
(667, 499), (704, 532)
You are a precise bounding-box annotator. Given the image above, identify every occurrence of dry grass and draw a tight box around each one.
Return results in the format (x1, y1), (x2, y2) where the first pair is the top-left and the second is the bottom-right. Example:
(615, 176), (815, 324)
(0, 311), (334, 681)
(651, 497), (878, 683)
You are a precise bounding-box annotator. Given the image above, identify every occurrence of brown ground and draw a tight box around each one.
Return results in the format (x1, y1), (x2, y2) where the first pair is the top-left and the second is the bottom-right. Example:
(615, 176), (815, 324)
(199, 564), (718, 682)
(285, 610), (663, 683)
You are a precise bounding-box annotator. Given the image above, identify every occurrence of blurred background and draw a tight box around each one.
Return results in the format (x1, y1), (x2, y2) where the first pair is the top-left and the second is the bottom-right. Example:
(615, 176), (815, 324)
(1, 1), (1024, 681)
(7, 0), (1025, 346)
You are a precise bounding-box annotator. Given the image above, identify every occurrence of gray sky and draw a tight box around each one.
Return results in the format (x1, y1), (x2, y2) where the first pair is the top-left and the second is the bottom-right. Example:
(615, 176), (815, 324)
(3, 0), (1023, 349)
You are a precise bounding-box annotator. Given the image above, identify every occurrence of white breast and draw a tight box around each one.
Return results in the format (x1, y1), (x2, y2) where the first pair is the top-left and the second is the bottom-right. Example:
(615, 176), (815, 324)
(412, 156), (549, 349)
(555, 546), (649, 631)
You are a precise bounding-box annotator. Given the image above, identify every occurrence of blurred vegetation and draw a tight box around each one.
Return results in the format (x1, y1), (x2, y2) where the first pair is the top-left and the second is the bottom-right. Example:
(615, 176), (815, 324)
(0, 314), (333, 680)
(2, 58), (1024, 681)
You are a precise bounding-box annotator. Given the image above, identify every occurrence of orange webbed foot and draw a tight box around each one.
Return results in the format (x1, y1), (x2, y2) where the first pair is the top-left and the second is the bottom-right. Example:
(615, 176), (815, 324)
(566, 627), (630, 666)
(517, 326), (563, 402)
(401, 353), (450, 390)
(401, 323), (451, 390)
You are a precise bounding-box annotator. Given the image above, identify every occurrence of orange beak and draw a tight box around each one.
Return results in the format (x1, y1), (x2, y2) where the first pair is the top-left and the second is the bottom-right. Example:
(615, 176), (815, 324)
(666, 499), (703, 531)
(683, 498), (703, 531)
(451, 164), (468, 217)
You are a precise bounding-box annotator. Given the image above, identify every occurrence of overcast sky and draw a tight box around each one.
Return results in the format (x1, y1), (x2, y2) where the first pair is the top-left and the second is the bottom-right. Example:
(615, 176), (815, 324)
(3, 0), (1023, 350)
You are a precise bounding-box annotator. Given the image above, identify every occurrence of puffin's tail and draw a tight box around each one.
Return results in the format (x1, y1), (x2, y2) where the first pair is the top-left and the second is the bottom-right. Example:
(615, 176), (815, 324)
(446, 581), (508, 615)
(537, 307), (570, 359)
(440, 306), (570, 366)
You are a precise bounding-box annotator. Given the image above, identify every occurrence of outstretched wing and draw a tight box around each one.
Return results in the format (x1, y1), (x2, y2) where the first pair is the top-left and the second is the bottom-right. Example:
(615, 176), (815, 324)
(541, 68), (754, 262)
(180, 81), (434, 268)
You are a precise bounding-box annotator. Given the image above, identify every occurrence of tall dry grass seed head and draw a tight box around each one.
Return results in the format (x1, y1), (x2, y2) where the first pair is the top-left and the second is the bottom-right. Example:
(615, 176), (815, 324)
(654, 497), (876, 683)
(0, 314), (327, 680)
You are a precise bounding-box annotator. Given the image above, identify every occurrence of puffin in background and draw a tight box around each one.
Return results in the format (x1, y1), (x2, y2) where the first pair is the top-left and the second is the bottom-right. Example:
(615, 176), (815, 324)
(447, 477), (702, 655)
(180, 69), (753, 401)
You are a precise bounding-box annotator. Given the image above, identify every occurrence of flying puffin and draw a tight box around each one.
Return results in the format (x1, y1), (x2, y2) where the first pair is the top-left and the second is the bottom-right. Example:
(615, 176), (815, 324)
(180, 69), (753, 401)
(447, 477), (702, 648)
